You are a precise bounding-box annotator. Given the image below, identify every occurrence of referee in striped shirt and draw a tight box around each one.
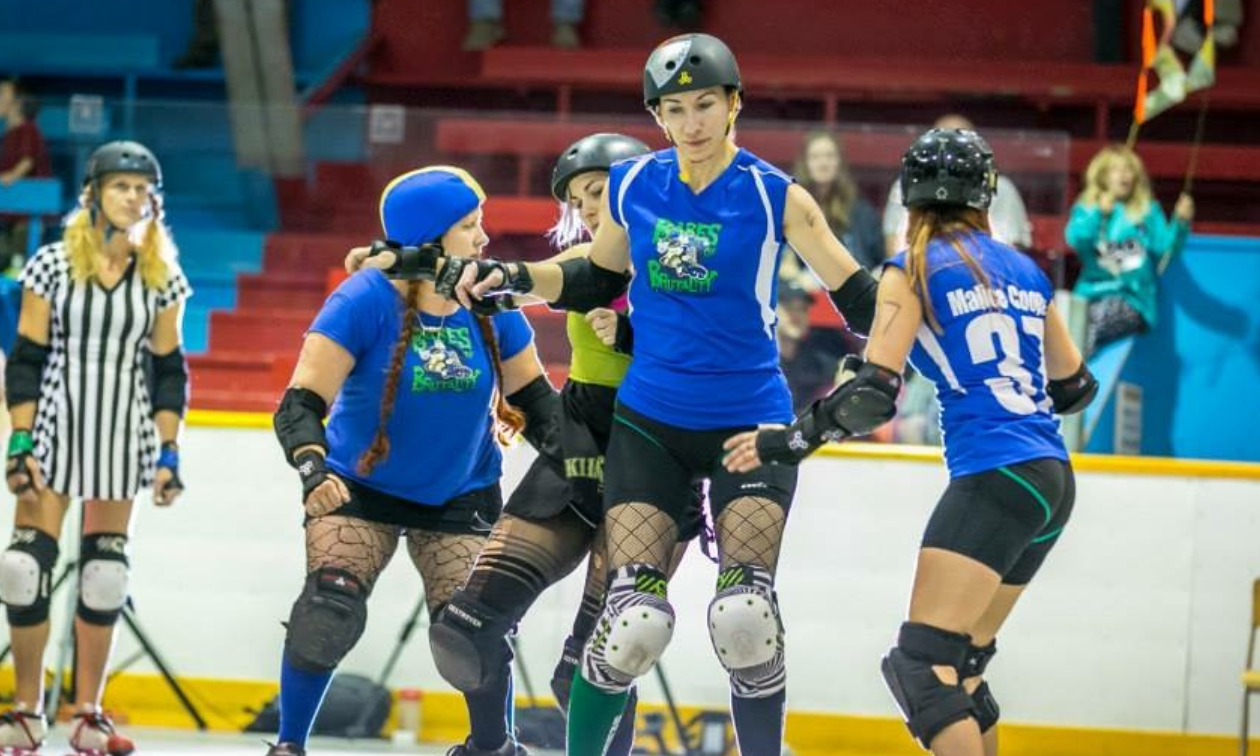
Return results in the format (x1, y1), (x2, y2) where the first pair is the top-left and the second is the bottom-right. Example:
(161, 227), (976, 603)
(0, 141), (191, 756)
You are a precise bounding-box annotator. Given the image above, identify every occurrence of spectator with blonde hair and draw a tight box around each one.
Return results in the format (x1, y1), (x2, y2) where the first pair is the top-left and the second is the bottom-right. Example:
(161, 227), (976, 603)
(1065, 143), (1194, 353)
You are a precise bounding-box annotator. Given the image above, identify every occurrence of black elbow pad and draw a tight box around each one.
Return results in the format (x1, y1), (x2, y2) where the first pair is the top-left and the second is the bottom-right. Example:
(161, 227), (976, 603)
(6, 336), (51, 407)
(151, 348), (189, 416)
(506, 375), (562, 467)
(828, 268), (878, 336)
(1047, 363), (1098, 415)
(274, 387), (330, 466)
(554, 257), (630, 312)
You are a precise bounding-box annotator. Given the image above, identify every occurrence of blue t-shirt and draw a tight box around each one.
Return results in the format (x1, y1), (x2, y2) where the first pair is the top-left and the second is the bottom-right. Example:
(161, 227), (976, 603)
(608, 147), (794, 430)
(309, 270), (534, 504)
(886, 234), (1068, 477)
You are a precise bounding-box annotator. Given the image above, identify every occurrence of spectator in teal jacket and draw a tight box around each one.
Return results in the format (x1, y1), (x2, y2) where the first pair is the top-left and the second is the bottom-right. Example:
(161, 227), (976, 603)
(1065, 144), (1195, 354)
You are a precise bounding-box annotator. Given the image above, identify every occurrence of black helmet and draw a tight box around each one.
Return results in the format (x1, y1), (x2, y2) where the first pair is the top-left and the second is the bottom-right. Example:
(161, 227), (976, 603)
(551, 133), (651, 201)
(643, 33), (742, 107)
(84, 140), (163, 190)
(899, 128), (997, 211)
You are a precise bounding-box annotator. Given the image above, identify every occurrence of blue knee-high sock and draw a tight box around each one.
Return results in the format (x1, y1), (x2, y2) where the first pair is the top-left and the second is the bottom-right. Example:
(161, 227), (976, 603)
(730, 689), (786, 756)
(278, 656), (335, 746)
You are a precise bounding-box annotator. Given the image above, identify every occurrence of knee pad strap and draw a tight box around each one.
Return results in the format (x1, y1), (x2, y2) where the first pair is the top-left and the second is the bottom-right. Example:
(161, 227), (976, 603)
(284, 567), (368, 672)
(583, 564), (675, 693)
(881, 622), (977, 749)
(429, 591), (515, 693)
(1, 528), (59, 627)
(77, 533), (130, 626)
(709, 564), (785, 698)
(971, 680), (1000, 733)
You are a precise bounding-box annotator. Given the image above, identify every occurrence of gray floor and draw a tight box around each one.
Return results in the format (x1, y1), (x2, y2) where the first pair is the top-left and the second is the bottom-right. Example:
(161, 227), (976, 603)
(40, 729), (530, 756)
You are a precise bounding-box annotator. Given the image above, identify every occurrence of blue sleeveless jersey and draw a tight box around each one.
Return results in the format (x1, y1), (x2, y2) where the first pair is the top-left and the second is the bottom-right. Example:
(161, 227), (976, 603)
(886, 234), (1068, 477)
(608, 147), (794, 430)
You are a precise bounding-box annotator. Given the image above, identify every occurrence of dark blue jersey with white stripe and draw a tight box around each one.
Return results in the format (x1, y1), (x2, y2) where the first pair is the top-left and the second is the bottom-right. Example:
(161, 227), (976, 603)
(608, 147), (793, 430)
(887, 233), (1068, 477)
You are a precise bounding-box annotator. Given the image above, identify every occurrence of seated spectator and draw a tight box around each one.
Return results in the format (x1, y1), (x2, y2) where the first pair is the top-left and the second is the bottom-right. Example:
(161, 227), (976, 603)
(883, 113), (1031, 257)
(0, 77), (52, 274)
(1065, 143), (1194, 354)
(776, 281), (860, 413)
(464, 0), (585, 50)
(782, 131), (883, 291)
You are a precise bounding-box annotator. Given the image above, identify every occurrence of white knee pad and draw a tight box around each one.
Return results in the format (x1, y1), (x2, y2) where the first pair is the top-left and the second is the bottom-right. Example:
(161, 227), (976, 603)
(584, 565), (676, 691)
(80, 559), (129, 613)
(709, 565), (786, 697)
(0, 549), (43, 607)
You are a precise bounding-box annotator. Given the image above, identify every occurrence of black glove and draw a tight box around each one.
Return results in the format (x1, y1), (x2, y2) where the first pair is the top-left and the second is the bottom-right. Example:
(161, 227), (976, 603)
(434, 257), (535, 301)
(295, 449), (329, 502)
(367, 239), (442, 281)
(612, 313), (634, 354)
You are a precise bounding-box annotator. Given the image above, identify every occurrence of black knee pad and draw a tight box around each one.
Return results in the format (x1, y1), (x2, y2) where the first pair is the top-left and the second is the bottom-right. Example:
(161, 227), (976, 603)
(964, 640), (999, 733)
(0, 528), (60, 627)
(77, 533), (130, 626)
(284, 567), (368, 672)
(880, 622), (977, 749)
(429, 590), (514, 692)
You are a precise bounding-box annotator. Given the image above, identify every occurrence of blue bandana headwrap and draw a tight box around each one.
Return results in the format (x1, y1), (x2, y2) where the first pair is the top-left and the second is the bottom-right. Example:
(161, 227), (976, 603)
(378, 166), (486, 246)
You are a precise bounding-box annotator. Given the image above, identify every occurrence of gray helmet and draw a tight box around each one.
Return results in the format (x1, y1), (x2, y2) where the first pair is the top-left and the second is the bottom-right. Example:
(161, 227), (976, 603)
(551, 133), (651, 201)
(899, 128), (997, 211)
(84, 140), (163, 190)
(643, 33), (742, 107)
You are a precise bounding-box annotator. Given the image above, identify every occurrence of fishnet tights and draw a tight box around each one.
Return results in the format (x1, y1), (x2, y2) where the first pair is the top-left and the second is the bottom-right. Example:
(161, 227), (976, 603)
(605, 502), (679, 571)
(305, 515), (486, 609)
(715, 496), (786, 571)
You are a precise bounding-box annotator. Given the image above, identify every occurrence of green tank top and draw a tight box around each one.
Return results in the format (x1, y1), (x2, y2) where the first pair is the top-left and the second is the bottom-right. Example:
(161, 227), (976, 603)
(566, 311), (630, 388)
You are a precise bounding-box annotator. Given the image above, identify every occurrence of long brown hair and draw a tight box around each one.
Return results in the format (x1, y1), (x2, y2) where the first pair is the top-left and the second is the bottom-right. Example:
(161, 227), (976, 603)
(904, 206), (992, 333)
(793, 131), (859, 233)
(357, 284), (526, 476)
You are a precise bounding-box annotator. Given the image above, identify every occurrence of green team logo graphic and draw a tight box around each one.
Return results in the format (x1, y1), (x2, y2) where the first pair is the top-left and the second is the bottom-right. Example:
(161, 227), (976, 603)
(648, 218), (721, 294)
(411, 327), (480, 392)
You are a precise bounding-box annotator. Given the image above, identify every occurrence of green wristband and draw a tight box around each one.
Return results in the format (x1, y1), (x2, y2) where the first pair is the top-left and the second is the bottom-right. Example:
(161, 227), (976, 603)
(8, 430), (34, 457)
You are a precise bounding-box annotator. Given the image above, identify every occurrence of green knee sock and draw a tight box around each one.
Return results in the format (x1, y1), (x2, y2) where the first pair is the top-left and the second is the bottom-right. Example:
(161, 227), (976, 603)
(566, 670), (629, 756)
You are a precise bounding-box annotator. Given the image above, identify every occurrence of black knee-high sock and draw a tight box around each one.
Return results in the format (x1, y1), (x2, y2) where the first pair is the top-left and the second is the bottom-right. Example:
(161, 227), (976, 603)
(730, 689), (786, 756)
(465, 666), (512, 751)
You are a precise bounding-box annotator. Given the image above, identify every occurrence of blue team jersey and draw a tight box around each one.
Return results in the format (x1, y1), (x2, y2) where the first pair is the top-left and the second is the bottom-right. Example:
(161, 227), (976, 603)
(308, 270), (534, 504)
(608, 147), (794, 430)
(886, 234), (1068, 477)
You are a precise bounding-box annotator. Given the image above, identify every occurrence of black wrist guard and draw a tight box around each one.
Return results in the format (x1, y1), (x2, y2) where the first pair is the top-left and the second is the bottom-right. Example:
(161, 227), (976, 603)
(612, 313), (634, 354)
(369, 239), (442, 281)
(151, 348), (189, 417)
(274, 387), (329, 466)
(828, 268), (878, 335)
(435, 258), (534, 301)
(756, 357), (901, 465)
(506, 375), (562, 468)
(1047, 362), (1098, 415)
(295, 450), (329, 502)
(156, 441), (185, 495)
(6, 336), (51, 408)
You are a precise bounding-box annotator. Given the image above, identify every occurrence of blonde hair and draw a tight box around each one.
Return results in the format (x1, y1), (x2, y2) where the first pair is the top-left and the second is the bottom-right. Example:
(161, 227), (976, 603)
(904, 207), (992, 332)
(1078, 144), (1153, 220)
(63, 186), (174, 290)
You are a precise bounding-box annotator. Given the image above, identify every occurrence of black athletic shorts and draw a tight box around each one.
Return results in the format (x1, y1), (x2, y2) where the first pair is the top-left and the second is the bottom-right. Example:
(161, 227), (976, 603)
(602, 401), (798, 526)
(506, 382), (705, 540)
(312, 478), (503, 536)
(922, 457), (1075, 585)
